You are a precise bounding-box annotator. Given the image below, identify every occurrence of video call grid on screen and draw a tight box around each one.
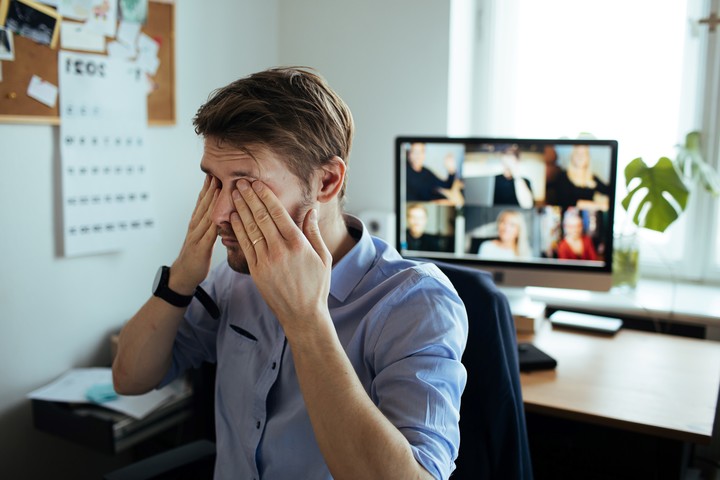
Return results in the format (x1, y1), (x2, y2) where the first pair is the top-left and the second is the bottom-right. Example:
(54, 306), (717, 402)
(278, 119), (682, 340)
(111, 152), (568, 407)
(396, 137), (618, 272)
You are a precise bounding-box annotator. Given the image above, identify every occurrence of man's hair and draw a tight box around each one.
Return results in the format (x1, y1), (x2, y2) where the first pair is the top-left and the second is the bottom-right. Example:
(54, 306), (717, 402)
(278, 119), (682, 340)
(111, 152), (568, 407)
(193, 67), (354, 199)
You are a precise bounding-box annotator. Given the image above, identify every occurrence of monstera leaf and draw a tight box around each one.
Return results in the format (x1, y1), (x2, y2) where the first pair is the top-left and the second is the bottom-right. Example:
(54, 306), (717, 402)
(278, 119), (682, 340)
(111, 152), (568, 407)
(621, 156), (689, 233)
(676, 131), (720, 196)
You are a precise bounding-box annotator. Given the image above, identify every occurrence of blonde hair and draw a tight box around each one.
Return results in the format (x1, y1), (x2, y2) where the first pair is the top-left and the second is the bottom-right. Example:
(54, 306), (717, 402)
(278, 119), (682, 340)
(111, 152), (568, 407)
(567, 145), (597, 188)
(497, 210), (531, 258)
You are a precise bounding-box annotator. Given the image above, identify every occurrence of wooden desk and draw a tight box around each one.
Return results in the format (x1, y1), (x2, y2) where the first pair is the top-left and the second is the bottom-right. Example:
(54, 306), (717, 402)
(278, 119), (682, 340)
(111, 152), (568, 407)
(518, 320), (720, 444)
(517, 321), (720, 478)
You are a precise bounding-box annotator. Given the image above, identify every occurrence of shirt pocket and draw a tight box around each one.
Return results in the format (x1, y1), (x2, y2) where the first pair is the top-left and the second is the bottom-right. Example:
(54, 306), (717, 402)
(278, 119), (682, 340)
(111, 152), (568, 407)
(229, 324), (258, 343)
(218, 323), (261, 383)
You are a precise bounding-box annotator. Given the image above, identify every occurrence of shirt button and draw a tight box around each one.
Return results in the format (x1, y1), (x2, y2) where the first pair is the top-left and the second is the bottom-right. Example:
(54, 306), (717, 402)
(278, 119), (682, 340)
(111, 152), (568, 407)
(256, 420), (261, 429)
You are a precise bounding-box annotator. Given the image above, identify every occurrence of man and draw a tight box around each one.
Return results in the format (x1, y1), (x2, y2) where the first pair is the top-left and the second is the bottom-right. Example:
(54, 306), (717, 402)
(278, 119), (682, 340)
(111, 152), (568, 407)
(406, 142), (459, 203)
(493, 144), (534, 208)
(113, 67), (468, 480)
(406, 203), (452, 253)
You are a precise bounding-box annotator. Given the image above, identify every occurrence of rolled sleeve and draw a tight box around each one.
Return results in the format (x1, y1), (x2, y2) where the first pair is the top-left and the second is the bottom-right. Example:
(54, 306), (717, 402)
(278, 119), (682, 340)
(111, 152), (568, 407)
(370, 272), (468, 479)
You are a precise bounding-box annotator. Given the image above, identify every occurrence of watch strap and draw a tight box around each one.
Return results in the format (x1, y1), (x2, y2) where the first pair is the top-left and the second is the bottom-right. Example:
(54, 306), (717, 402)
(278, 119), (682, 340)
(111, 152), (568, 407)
(194, 286), (220, 319)
(153, 266), (221, 318)
(153, 266), (193, 307)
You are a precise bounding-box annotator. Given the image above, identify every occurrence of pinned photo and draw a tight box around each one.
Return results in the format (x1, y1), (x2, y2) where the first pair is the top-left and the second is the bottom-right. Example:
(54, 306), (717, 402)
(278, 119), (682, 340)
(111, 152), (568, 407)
(0, 26), (14, 61)
(0, 0), (61, 49)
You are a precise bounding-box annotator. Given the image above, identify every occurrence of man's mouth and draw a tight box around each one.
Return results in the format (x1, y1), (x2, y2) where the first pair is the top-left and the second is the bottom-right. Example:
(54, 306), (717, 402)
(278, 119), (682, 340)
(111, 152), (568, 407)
(219, 230), (238, 246)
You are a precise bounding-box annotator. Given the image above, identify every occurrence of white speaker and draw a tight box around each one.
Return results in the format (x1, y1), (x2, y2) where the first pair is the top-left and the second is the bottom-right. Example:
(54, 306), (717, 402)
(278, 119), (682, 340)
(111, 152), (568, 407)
(358, 210), (396, 247)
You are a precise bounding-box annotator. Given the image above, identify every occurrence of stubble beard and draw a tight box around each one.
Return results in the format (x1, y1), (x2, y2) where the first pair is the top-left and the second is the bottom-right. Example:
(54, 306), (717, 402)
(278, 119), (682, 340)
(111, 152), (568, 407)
(226, 244), (250, 274)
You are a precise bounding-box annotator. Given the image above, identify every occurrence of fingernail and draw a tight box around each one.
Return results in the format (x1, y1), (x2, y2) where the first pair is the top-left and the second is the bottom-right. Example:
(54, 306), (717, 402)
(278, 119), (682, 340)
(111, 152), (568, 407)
(232, 190), (240, 200)
(310, 208), (317, 221)
(237, 180), (249, 191)
(252, 181), (263, 192)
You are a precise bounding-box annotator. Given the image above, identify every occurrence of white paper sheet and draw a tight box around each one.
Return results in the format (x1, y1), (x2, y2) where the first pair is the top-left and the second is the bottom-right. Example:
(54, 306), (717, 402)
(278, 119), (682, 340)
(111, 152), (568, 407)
(58, 0), (93, 21)
(27, 75), (58, 107)
(59, 51), (156, 257)
(27, 368), (181, 419)
(61, 21), (105, 52)
(116, 21), (141, 47)
(107, 40), (136, 59)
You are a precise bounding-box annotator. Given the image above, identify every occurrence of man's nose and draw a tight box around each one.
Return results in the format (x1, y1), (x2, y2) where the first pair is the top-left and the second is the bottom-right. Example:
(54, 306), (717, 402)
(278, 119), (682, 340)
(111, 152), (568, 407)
(211, 186), (235, 227)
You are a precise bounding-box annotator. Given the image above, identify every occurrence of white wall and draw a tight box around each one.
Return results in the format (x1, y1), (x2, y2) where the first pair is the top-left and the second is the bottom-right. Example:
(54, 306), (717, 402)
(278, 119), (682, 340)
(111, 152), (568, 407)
(0, 1), (278, 478)
(0, 1), (451, 477)
(278, 0), (451, 214)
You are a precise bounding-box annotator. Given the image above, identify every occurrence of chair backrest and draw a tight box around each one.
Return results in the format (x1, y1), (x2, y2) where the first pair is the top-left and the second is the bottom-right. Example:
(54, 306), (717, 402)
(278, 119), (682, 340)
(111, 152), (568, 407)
(423, 258), (533, 480)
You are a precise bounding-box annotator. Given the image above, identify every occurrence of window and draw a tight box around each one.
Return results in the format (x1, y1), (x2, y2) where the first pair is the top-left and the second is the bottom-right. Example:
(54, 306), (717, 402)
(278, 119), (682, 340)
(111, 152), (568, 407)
(451, 0), (720, 282)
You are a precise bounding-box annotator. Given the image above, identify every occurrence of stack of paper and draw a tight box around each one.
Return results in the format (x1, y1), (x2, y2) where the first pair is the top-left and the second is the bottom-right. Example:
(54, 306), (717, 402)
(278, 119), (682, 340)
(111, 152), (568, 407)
(27, 367), (185, 419)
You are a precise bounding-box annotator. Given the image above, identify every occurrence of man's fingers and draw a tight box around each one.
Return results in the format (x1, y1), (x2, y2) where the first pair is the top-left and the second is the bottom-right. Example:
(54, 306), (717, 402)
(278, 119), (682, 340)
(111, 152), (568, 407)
(230, 210), (258, 265)
(303, 209), (330, 264)
(247, 180), (299, 241)
(188, 188), (218, 244)
(196, 190), (219, 248)
(189, 176), (217, 230)
(232, 183), (266, 244)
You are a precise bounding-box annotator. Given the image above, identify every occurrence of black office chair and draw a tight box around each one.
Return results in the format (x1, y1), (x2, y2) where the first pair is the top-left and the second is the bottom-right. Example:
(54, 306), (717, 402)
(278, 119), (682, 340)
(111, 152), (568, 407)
(423, 258), (533, 480)
(103, 439), (215, 480)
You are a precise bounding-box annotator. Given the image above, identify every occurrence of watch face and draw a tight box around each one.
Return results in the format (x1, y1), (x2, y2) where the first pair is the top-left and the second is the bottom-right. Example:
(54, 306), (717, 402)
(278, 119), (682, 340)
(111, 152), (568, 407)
(152, 266), (165, 293)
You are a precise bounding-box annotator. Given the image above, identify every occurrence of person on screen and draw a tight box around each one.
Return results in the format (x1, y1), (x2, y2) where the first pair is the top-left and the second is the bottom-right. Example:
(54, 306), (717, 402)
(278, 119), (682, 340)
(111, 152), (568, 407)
(406, 142), (460, 203)
(550, 145), (610, 211)
(557, 208), (599, 261)
(493, 144), (534, 208)
(406, 203), (452, 252)
(543, 145), (562, 205)
(477, 209), (531, 260)
(112, 67), (467, 480)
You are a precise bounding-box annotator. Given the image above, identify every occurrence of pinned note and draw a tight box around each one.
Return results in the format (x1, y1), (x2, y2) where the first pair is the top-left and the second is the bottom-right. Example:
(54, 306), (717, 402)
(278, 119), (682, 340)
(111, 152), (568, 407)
(61, 21), (105, 52)
(27, 75), (58, 108)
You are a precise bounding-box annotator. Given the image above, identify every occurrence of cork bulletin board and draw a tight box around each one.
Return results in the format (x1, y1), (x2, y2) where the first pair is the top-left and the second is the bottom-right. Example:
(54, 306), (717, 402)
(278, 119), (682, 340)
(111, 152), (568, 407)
(0, 0), (175, 126)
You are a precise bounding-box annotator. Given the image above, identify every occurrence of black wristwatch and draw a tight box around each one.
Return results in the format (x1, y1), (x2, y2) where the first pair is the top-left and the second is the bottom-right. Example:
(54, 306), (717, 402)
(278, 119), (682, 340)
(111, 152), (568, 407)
(152, 266), (220, 319)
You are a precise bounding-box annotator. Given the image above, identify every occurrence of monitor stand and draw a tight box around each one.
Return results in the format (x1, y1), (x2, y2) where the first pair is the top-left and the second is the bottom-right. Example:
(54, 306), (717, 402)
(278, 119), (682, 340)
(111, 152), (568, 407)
(500, 287), (546, 333)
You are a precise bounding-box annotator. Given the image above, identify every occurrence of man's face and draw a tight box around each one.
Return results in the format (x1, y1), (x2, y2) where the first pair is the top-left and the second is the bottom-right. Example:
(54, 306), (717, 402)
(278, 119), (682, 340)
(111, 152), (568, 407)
(501, 152), (518, 171)
(407, 206), (428, 238)
(408, 143), (426, 172)
(201, 137), (314, 273)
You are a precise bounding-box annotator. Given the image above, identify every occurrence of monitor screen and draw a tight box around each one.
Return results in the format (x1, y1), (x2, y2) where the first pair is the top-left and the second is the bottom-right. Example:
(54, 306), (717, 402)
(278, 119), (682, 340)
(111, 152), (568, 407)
(395, 136), (618, 291)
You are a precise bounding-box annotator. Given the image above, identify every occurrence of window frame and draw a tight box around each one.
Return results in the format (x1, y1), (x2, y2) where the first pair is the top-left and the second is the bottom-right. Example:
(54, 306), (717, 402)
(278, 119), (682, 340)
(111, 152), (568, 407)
(457, 0), (720, 284)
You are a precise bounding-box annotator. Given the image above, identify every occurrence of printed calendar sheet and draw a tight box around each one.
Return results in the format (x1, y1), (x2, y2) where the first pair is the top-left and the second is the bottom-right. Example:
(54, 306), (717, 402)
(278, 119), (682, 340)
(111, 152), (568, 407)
(59, 51), (156, 256)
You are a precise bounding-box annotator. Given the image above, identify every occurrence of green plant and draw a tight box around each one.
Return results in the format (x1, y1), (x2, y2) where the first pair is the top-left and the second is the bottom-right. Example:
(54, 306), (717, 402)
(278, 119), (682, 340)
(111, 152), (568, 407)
(621, 131), (720, 233)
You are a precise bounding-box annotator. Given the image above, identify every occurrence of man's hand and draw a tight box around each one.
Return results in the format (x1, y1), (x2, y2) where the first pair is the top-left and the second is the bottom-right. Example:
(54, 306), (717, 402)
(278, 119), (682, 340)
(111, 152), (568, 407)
(443, 153), (457, 176)
(229, 179), (332, 337)
(171, 175), (219, 294)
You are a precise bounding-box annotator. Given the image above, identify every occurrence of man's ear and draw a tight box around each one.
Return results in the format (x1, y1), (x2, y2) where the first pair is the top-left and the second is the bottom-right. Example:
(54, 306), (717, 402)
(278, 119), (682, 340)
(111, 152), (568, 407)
(316, 156), (346, 203)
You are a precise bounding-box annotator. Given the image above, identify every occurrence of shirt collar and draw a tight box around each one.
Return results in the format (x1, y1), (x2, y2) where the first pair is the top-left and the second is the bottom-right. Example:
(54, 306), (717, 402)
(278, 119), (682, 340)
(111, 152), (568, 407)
(330, 214), (376, 302)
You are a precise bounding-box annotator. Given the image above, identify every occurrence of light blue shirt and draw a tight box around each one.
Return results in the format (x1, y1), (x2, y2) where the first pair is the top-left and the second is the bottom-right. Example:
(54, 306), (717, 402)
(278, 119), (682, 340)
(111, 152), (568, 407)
(161, 215), (468, 480)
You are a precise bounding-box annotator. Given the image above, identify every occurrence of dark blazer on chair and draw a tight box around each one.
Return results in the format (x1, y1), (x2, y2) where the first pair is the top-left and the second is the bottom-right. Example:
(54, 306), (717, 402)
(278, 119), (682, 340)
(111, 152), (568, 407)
(421, 258), (533, 480)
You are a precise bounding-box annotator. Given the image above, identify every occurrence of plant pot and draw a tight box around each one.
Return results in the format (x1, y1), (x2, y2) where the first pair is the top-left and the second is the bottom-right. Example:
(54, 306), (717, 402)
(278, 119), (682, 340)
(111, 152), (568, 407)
(612, 233), (639, 290)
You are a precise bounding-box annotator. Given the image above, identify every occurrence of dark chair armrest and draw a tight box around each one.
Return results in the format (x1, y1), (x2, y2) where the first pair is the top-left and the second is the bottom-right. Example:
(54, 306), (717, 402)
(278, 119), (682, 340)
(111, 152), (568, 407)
(103, 439), (216, 480)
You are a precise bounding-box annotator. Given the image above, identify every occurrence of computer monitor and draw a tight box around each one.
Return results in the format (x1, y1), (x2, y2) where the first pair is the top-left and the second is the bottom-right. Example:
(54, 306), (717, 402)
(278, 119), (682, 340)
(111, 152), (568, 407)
(395, 136), (618, 293)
